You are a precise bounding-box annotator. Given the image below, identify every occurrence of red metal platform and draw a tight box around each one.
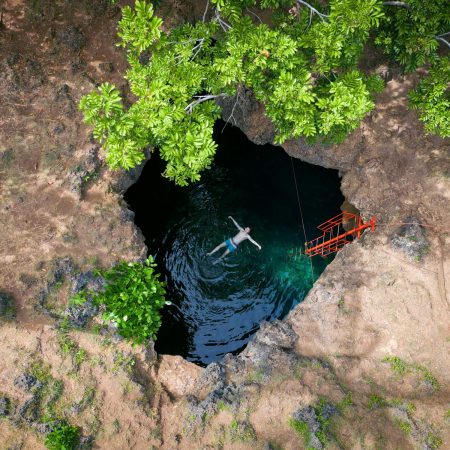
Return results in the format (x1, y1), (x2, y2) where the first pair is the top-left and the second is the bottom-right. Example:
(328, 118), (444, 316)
(305, 212), (376, 257)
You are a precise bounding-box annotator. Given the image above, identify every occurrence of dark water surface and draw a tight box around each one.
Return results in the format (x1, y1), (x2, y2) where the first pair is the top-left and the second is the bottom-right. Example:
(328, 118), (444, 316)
(125, 122), (343, 365)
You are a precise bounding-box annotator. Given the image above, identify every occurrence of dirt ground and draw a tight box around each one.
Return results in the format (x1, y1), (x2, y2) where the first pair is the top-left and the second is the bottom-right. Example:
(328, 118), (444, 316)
(0, 0), (449, 449)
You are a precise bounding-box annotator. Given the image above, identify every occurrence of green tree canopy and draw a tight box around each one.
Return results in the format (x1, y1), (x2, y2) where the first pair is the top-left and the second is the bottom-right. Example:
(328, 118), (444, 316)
(80, 0), (449, 186)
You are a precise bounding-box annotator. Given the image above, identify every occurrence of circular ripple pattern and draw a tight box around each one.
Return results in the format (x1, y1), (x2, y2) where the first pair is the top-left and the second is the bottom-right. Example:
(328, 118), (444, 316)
(125, 122), (344, 365)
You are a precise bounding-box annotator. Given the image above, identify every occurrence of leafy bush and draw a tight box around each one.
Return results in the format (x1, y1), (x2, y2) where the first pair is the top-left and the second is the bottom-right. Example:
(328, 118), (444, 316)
(92, 257), (169, 343)
(409, 57), (450, 138)
(44, 422), (80, 450)
(376, 0), (449, 71)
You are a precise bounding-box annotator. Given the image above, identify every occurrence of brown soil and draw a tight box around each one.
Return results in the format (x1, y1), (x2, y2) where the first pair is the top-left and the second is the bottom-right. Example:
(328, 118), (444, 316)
(0, 1), (449, 449)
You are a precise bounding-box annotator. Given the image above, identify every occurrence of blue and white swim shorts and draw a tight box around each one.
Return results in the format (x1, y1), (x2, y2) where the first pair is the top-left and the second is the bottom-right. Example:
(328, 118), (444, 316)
(225, 238), (237, 253)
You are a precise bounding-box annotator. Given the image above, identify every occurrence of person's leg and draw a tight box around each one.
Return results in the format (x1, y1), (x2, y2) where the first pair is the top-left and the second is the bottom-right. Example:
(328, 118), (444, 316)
(213, 249), (230, 264)
(207, 241), (226, 256)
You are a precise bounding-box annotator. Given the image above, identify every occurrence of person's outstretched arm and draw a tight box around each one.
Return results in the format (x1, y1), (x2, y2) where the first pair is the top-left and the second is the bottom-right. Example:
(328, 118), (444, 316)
(228, 216), (243, 231)
(247, 235), (262, 250)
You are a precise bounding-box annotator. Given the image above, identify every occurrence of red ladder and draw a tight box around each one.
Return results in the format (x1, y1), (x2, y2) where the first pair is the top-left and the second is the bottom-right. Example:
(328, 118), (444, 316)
(305, 212), (376, 257)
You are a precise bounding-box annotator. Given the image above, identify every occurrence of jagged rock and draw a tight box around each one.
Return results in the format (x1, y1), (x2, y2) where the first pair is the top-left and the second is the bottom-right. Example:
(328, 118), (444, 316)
(68, 148), (101, 198)
(54, 83), (70, 101)
(65, 299), (98, 328)
(238, 321), (298, 377)
(70, 270), (105, 294)
(217, 88), (275, 145)
(50, 257), (76, 284)
(63, 269), (104, 327)
(17, 397), (39, 423)
(254, 320), (297, 349)
(292, 406), (323, 449)
(0, 396), (10, 416)
(77, 435), (94, 449)
(14, 373), (41, 392)
(320, 402), (338, 420)
(108, 149), (151, 194)
(189, 382), (243, 423)
(36, 257), (77, 312)
(194, 362), (226, 393)
(156, 355), (203, 398)
(33, 420), (61, 434)
(391, 216), (428, 260)
(120, 208), (135, 224)
(145, 339), (157, 364)
(57, 26), (86, 52)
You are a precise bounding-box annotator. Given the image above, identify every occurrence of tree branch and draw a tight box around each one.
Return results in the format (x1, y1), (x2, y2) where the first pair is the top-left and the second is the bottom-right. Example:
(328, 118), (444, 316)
(203, 0), (209, 23)
(222, 86), (243, 131)
(185, 94), (226, 114)
(435, 35), (450, 49)
(246, 7), (263, 23)
(383, 1), (411, 9)
(296, 0), (329, 21)
(215, 9), (231, 32)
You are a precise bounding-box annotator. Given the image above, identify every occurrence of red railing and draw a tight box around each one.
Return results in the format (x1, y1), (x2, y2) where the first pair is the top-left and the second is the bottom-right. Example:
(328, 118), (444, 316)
(305, 212), (376, 257)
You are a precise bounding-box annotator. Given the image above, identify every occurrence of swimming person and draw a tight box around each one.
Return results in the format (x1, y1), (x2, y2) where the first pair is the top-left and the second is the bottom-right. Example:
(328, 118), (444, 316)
(207, 216), (262, 263)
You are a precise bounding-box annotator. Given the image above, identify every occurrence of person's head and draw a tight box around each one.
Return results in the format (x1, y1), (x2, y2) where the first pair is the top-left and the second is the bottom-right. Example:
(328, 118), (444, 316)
(245, 227), (251, 233)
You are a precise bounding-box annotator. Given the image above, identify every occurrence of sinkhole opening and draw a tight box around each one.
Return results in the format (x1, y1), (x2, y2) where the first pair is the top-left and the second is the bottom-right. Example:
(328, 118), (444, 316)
(124, 121), (344, 366)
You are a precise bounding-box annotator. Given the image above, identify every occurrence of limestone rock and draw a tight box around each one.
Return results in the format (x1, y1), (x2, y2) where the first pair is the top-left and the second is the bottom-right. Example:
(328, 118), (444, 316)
(155, 355), (203, 398)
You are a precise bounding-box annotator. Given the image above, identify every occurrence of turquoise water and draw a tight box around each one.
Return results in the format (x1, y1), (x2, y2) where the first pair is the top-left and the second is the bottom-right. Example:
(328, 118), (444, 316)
(125, 122), (343, 365)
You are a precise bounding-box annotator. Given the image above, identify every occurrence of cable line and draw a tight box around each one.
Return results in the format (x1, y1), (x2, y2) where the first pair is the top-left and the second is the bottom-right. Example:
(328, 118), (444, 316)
(289, 155), (315, 283)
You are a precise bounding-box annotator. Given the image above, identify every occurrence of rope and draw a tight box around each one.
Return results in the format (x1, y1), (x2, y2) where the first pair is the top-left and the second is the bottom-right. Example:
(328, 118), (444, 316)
(289, 156), (315, 283)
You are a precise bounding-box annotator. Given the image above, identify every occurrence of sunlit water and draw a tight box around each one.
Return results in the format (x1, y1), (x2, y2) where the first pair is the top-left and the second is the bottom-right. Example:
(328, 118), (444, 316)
(125, 122), (343, 365)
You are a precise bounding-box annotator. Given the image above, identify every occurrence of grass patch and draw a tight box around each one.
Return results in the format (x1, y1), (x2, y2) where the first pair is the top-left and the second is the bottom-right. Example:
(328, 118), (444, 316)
(229, 419), (256, 443)
(217, 400), (231, 412)
(337, 392), (353, 412)
(28, 361), (65, 422)
(395, 418), (412, 434)
(426, 432), (443, 449)
(368, 394), (386, 410)
(289, 418), (311, 447)
(111, 351), (135, 375)
(57, 324), (89, 372)
(382, 356), (440, 390)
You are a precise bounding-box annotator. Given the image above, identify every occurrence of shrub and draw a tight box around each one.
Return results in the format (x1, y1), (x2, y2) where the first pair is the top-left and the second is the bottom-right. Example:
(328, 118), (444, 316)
(44, 422), (80, 450)
(92, 257), (169, 344)
(409, 57), (450, 138)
